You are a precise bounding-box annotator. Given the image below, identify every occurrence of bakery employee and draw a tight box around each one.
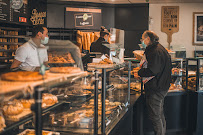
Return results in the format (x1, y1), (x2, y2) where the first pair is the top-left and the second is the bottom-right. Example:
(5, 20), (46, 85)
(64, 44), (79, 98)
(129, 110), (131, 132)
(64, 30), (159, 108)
(10, 25), (49, 71)
(90, 26), (110, 55)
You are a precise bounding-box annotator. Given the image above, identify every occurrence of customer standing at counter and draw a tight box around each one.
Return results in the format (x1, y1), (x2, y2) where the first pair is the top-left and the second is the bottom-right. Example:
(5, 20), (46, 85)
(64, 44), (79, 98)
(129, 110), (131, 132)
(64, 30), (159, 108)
(10, 25), (49, 71)
(90, 26), (110, 55)
(137, 30), (172, 135)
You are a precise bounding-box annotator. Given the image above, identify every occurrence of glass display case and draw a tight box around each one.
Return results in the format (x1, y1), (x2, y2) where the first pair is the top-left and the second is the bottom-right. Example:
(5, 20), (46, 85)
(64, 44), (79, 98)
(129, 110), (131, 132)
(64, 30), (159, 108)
(170, 58), (185, 91)
(0, 62), (132, 135)
(186, 58), (203, 91)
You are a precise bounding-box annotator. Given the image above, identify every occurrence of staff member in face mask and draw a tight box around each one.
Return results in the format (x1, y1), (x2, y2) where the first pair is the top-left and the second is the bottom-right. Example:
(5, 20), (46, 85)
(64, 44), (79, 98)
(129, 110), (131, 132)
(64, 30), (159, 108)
(90, 26), (110, 55)
(137, 30), (172, 135)
(11, 25), (49, 71)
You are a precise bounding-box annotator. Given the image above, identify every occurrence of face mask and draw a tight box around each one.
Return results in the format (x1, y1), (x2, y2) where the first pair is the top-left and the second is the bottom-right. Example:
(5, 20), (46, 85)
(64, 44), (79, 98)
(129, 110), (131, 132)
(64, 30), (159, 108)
(41, 37), (49, 44)
(141, 39), (147, 49)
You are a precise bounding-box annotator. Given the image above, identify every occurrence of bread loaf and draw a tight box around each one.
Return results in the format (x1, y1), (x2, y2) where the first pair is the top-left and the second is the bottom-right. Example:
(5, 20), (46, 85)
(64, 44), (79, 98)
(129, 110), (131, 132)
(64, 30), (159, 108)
(76, 30), (83, 52)
(0, 116), (6, 131)
(87, 33), (91, 51)
(3, 100), (24, 116)
(83, 33), (88, 50)
(42, 93), (58, 106)
(90, 32), (95, 43)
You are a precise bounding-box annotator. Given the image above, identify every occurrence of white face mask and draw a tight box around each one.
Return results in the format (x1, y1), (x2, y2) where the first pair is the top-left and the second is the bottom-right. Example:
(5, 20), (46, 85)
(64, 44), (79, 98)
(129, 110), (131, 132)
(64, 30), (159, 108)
(41, 37), (49, 44)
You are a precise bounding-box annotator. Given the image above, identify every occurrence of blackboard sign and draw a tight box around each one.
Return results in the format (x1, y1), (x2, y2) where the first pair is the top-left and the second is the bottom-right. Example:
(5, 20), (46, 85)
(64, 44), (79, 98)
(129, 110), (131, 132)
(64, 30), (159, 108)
(75, 13), (93, 27)
(65, 7), (101, 29)
(161, 6), (179, 49)
(0, 0), (28, 24)
(28, 0), (47, 26)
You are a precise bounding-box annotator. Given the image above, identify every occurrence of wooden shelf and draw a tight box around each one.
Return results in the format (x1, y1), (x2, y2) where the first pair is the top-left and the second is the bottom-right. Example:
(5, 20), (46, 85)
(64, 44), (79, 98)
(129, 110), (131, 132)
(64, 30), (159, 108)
(0, 42), (24, 45)
(0, 49), (15, 52)
(0, 64), (11, 68)
(0, 27), (21, 31)
(0, 35), (30, 38)
(0, 56), (14, 60)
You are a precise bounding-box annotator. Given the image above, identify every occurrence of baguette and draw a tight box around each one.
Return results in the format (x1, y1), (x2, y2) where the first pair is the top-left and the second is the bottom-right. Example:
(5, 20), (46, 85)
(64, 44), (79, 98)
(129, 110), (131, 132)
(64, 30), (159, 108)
(90, 32), (95, 43)
(87, 33), (91, 51)
(76, 30), (83, 52)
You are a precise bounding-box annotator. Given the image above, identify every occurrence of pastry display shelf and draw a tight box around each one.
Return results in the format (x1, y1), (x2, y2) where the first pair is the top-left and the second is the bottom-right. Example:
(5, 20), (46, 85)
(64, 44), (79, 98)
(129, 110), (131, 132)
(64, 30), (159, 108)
(0, 101), (67, 135)
(0, 71), (88, 95)
(0, 42), (24, 45)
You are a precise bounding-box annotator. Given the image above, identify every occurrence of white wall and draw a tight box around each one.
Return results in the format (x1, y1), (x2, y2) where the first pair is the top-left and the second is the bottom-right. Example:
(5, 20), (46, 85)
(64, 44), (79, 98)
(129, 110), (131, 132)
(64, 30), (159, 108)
(149, 3), (203, 58)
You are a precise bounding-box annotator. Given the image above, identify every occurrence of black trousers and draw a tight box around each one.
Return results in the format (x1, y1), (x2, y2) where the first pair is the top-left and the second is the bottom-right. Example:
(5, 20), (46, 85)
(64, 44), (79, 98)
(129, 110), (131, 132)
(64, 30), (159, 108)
(145, 90), (168, 135)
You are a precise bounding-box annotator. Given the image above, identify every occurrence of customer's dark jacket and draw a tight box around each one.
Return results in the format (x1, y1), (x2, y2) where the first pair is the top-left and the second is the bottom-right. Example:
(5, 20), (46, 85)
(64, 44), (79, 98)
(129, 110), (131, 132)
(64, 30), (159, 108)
(138, 43), (172, 93)
(90, 37), (110, 55)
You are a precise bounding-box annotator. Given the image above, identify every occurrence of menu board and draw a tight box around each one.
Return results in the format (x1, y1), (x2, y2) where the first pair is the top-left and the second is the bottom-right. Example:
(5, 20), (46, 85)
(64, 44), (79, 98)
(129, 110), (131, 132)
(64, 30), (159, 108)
(65, 7), (102, 29)
(161, 6), (179, 48)
(0, 0), (28, 24)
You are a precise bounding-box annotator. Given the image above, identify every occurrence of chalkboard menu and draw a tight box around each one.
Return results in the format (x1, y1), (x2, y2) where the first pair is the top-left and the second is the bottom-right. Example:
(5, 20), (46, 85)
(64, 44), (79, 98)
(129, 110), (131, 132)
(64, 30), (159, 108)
(65, 7), (102, 29)
(0, 0), (28, 24)
(161, 6), (179, 49)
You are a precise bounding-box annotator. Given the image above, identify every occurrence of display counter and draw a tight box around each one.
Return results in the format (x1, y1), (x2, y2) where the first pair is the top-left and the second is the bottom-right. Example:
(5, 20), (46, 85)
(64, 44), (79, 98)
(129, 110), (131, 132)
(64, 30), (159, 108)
(0, 62), (140, 135)
(1, 58), (203, 135)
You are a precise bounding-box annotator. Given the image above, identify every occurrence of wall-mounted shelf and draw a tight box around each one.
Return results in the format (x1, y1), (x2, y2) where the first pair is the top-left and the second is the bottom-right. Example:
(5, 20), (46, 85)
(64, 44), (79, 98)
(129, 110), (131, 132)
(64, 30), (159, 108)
(0, 56), (14, 60)
(0, 27), (22, 31)
(0, 35), (30, 38)
(0, 49), (16, 52)
(0, 42), (24, 45)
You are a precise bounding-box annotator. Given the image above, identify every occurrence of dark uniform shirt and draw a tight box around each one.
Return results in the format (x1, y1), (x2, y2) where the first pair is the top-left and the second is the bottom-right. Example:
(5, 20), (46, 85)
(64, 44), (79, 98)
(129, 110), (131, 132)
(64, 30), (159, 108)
(90, 37), (110, 55)
(138, 43), (172, 93)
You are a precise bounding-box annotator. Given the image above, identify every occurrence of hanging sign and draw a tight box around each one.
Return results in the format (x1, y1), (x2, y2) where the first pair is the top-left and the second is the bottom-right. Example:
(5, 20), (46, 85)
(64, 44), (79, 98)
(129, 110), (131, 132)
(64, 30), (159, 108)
(75, 13), (93, 27)
(65, 7), (101, 29)
(161, 6), (179, 49)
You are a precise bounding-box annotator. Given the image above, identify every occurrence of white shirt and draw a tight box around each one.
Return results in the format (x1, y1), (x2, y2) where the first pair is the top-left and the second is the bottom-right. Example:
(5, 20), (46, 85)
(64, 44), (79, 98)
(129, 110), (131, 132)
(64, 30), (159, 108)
(15, 39), (48, 71)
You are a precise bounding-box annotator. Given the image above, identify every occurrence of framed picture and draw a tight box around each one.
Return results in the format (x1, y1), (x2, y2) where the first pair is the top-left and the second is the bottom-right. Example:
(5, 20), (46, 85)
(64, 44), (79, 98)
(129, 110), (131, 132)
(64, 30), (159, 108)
(193, 12), (203, 45)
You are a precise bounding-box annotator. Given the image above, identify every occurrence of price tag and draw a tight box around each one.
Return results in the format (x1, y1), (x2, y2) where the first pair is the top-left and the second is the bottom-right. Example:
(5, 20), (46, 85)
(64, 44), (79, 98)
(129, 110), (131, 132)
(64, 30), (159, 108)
(101, 54), (107, 60)
(106, 120), (111, 126)
(117, 109), (120, 117)
(119, 105), (122, 110)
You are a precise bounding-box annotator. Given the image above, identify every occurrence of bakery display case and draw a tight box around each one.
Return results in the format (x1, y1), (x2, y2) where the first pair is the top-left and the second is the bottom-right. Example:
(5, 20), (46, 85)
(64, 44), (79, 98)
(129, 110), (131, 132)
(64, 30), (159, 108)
(126, 59), (142, 93)
(93, 62), (131, 135)
(169, 58), (185, 91)
(0, 66), (87, 135)
(186, 58), (203, 91)
(46, 40), (84, 70)
(0, 62), (132, 135)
